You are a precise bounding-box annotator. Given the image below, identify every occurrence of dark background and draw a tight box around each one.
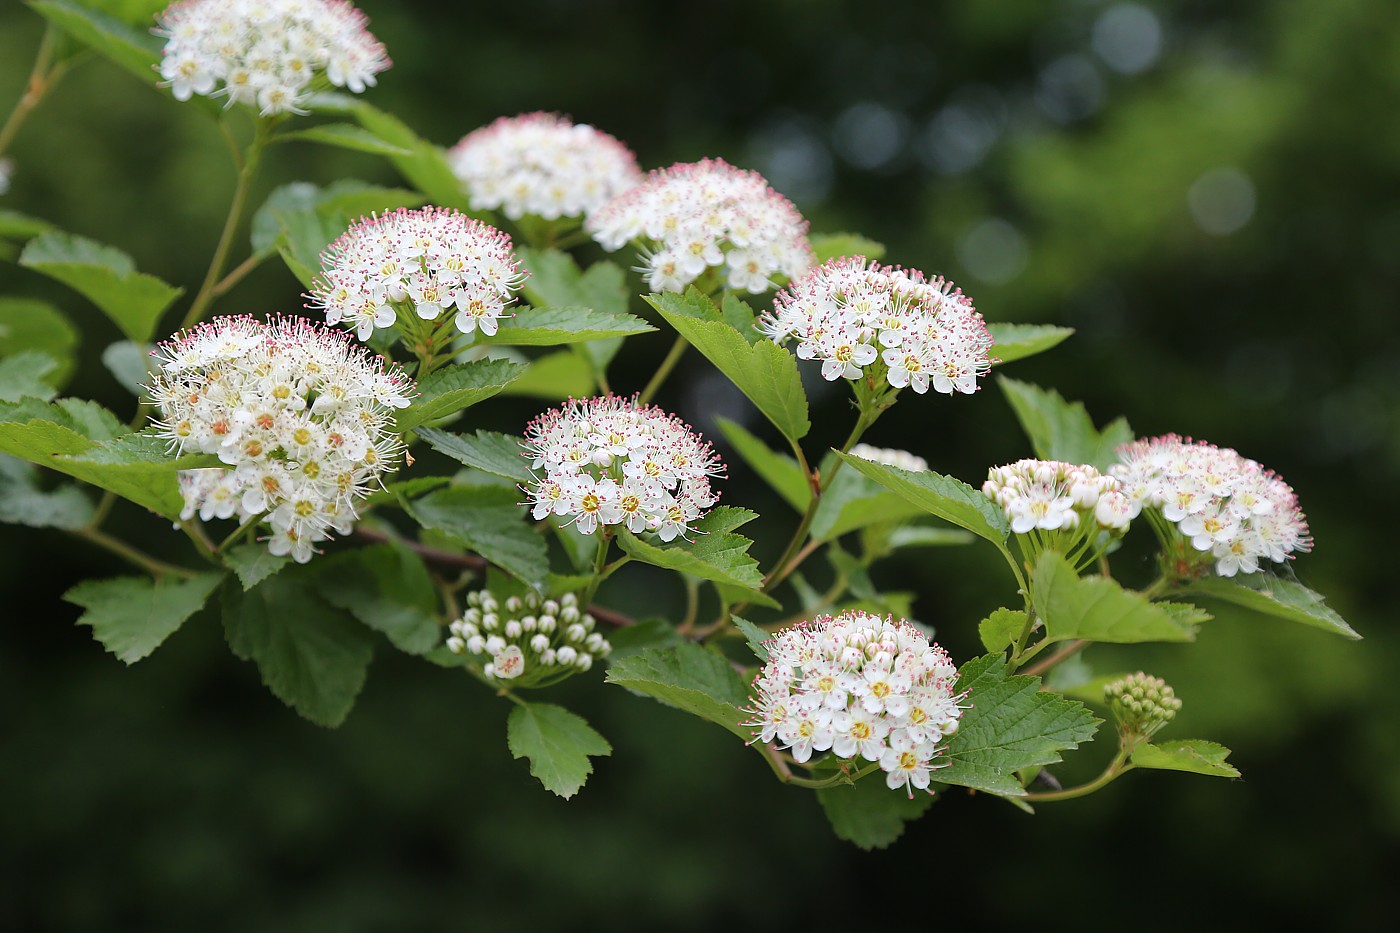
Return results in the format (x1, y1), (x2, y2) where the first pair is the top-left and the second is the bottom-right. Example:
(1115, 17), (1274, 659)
(2, 0), (1398, 929)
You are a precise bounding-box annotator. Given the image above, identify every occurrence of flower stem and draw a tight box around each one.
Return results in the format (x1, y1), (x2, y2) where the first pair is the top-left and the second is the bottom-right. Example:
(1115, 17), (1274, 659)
(636, 334), (688, 404)
(0, 25), (70, 159)
(1022, 749), (1133, 802)
(1022, 639), (1087, 678)
(73, 527), (199, 580)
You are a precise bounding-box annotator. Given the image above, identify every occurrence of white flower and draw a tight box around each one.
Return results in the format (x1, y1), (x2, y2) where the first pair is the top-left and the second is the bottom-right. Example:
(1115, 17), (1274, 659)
(448, 590), (607, 688)
(154, 0), (390, 114)
(586, 158), (813, 294)
(983, 459), (1132, 537)
(448, 113), (643, 221)
(850, 443), (928, 473)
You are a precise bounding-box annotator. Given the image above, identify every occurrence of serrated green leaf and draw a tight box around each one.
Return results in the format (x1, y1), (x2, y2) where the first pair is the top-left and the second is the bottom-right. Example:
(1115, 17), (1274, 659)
(885, 525), (975, 549)
(0, 209), (57, 242)
(405, 483), (548, 584)
(817, 776), (935, 850)
(30, 0), (166, 89)
(0, 351), (59, 402)
(515, 248), (631, 378)
(1131, 739), (1241, 778)
(1033, 551), (1203, 645)
(65, 572), (223, 664)
(809, 232), (886, 263)
(714, 416), (809, 512)
(986, 323), (1075, 365)
(731, 615), (769, 662)
(416, 427), (532, 483)
(602, 617), (681, 659)
(646, 289), (810, 443)
(809, 463), (925, 542)
(19, 232), (183, 344)
(0, 453), (94, 529)
(833, 451), (1010, 548)
(223, 542), (290, 591)
(1179, 574), (1359, 639)
(278, 123), (412, 156)
(938, 653), (1101, 796)
(0, 298), (78, 388)
(997, 376), (1133, 471)
(314, 542), (441, 654)
(507, 702), (612, 799)
(500, 349), (594, 399)
(395, 359), (525, 432)
(719, 293), (761, 344)
(482, 305), (654, 346)
(979, 608), (1025, 653)
(605, 642), (752, 738)
(615, 506), (773, 603)
(222, 570), (375, 727)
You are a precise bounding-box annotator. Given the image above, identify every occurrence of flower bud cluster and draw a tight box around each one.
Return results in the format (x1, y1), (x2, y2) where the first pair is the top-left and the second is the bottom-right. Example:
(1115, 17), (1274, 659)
(1112, 435), (1312, 577)
(154, 0), (390, 115)
(983, 459), (1137, 535)
(147, 315), (413, 563)
(447, 590), (609, 687)
(310, 207), (526, 342)
(448, 113), (643, 222)
(758, 257), (994, 395)
(1105, 672), (1181, 741)
(850, 443), (929, 473)
(744, 611), (965, 798)
(522, 396), (724, 540)
(586, 158), (814, 294)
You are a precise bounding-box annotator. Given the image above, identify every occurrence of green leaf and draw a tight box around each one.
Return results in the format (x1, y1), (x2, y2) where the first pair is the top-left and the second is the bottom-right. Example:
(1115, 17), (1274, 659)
(1032, 551), (1204, 645)
(0, 209), (57, 243)
(986, 323), (1075, 365)
(809, 232), (886, 263)
(483, 306), (654, 346)
(719, 293), (762, 344)
(1179, 573), (1360, 640)
(885, 525), (975, 549)
(979, 608), (1025, 653)
(615, 506), (776, 605)
(65, 572), (223, 664)
(250, 179), (424, 260)
(395, 359), (525, 432)
(416, 427), (532, 483)
(19, 232), (183, 344)
(405, 483), (548, 584)
(500, 349), (594, 399)
(938, 654), (1101, 796)
(817, 777), (935, 850)
(605, 642), (752, 739)
(0, 453), (94, 529)
(0, 297), (78, 388)
(646, 289), (810, 443)
(997, 376), (1133, 471)
(1131, 739), (1241, 778)
(101, 340), (153, 395)
(222, 570), (375, 727)
(0, 351), (59, 402)
(832, 451), (1010, 547)
(278, 123), (412, 156)
(30, 0), (163, 88)
(506, 702), (613, 799)
(809, 463), (925, 542)
(223, 543), (290, 591)
(604, 617), (681, 659)
(731, 615), (770, 662)
(714, 416), (809, 512)
(314, 543), (441, 654)
(515, 248), (631, 378)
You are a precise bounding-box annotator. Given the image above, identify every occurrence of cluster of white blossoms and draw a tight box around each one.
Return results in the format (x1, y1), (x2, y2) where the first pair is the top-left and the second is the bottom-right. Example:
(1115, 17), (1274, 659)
(522, 396), (723, 540)
(1111, 435), (1312, 577)
(310, 207), (526, 341)
(850, 443), (929, 473)
(447, 590), (609, 687)
(983, 459), (1136, 535)
(759, 257), (995, 395)
(147, 315), (413, 563)
(154, 0), (390, 115)
(448, 113), (643, 222)
(586, 158), (814, 294)
(744, 611), (965, 798)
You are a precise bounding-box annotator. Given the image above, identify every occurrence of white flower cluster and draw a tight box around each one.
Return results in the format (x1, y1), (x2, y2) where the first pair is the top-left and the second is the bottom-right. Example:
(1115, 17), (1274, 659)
(1112, 435), (1312, 576)
(154, 0), (390, 115)
(310, 207), (526, 341)
(850, 443), (929, 473)
(585, 158), (814, 294)
(147, 315), (413, 563)
(983, 459), (1136, 535)
(448, 113), (643, 222)
(744, 611), (965, 798)
(759, 257), (994, 395)
(522, 396), (724, 540)
(447, 590), (609, 687)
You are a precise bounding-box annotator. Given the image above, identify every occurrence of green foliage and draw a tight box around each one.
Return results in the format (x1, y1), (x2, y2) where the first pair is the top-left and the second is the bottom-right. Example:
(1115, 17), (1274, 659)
(731, 615), (769, 662)
(405, 483), (548, 584)
(616, 506), (773, 603)
(808, 232), (886, 263)
(0, 298), (78, 388)
(0, 453), (93, 529)
(416, 427), (533, 483)
(250, 179), (424, 261)
(605, 642), (752, 739)
(997, 376), (1133, 471)
(223, 542), (291, 591)
(985, 323), (1075, 365)
(833, 450), (1010, 547)
(65, 572), (223, 664)
(515, 247), (632, 380)
(979, 607), (1025, 653)
(277, 123), (412, 157)
(506, 702), (613, 799)
(1180, 574), (1360, 640)
(604, 618), (682, 659)
(483, 305), (654, 346)
(29, 0), (164, 89)
(100, 340), (151, 395)
(1032, 552), (1205, 645)
(0, 208), (56, 243)
(19, 232), (183, 344)
(0, 351), (59, 402)
(816, 776), (936, 850)
(713, 416), (809, 513)
(394, 359), (525, 432)
(1130, 739), (1241, 778)
(500, 349), (595, 399)
(809, 462), (924, 542)
(314, 542), (441, 655)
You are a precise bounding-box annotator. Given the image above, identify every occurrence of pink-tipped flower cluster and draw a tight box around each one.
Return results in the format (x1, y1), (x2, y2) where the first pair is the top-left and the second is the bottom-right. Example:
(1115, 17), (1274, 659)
(1112, 435), (1312, 576)
(983, 459), (1136, 535)
(448, 113), (643, 222)
(154, 0), (390, 115)
(759, 257), (994, 395)
(744, 611), (965, 798)
(147, 315), (413, 563)
(521, 396), (724, 540)
(310, 207), (526, 341)
(585, 158), (814, 294)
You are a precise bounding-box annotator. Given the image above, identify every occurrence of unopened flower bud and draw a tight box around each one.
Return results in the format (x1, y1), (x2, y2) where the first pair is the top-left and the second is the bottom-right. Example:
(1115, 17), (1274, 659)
(1105, 671), (1182, 741)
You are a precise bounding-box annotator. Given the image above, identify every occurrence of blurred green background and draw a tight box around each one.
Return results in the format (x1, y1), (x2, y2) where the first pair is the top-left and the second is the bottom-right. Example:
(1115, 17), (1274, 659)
(2, 0), (1398, 928)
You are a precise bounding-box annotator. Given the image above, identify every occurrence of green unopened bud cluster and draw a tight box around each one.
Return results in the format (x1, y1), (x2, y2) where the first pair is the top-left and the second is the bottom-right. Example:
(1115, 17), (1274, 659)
(1105, 672), (1182, 741)
(446, 589), (610, 688)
